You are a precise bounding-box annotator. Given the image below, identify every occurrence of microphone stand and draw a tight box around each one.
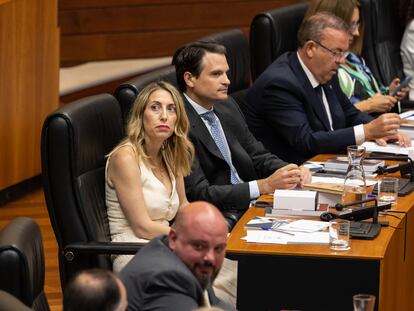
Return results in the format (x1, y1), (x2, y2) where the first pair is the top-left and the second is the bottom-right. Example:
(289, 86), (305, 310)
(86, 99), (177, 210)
(335, 197), (390, 225)
(366, 154), (414, 195)
(335, 197), (389, 239)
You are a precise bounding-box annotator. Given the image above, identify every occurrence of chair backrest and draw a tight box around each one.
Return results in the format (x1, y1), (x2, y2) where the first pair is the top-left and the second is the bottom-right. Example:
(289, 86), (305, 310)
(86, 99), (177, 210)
(114, 66), (177, 126)
(361, 0), (405, 85)
(114, 28), (251, 123)
(250, 3), (308, 81)
(0, 217), (49, 311)
(41, 94), (124, 288)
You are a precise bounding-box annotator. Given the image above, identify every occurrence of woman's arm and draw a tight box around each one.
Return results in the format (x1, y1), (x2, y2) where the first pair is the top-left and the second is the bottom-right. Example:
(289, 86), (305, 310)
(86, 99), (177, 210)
(108, 146), (170, 239)
(176, 175), (189, 211)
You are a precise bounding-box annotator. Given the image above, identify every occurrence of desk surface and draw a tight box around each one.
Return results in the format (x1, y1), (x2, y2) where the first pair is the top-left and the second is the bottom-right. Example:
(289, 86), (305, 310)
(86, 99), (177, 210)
(227, 152), (405, 259)
(227, 207), (403, 260)
(226, 154), (413, 311)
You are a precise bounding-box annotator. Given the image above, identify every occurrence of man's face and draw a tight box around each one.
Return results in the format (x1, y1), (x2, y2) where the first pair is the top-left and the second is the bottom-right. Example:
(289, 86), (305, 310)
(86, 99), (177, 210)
(185, 52), (230, 109)
(309, 28), (350, 84)
(169, 217), (227, 289)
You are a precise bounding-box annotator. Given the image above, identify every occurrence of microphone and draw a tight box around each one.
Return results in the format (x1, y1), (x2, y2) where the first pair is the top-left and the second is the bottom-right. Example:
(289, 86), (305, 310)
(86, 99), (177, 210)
(367, 154), (414, 182)
(334, 197), (376, 211)
(376, 162), (412, 176)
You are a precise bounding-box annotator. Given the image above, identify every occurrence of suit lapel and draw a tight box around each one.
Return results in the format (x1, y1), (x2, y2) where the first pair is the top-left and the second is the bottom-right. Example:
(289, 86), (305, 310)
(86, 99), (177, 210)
(290, 53), (331, 131)
(184, 98), (226, 161)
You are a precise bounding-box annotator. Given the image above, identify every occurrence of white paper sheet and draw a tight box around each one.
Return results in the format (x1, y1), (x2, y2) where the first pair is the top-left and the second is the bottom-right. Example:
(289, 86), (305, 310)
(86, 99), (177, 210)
(243, 230), (329, 245)
(362, 141), (414, 155)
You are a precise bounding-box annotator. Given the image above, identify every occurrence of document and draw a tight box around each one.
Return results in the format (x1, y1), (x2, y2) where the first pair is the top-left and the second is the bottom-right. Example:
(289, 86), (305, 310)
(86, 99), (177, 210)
(362, 141), (414, 155)
(242, 220), (330, 244)
(243, 230), (329, 245)
(311, 176), (377, 187)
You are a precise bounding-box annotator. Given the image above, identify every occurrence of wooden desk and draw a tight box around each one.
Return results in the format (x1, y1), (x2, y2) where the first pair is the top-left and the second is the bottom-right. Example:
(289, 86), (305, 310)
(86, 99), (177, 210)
(226, 155), (414, 310)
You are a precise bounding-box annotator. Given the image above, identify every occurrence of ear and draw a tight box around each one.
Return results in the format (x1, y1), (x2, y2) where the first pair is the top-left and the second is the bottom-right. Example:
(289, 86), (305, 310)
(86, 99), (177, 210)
(168, 228), (178, 250)
(183, 71), (195, 88)
(304, 41), (316, 59)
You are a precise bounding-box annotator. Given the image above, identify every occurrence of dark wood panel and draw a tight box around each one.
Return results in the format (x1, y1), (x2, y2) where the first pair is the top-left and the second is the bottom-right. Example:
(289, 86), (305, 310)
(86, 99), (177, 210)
(59, 0), (294, 9)
(59, 0), (306, 65)
(61, 27), (249, 63)
(60, 1), (300, 35)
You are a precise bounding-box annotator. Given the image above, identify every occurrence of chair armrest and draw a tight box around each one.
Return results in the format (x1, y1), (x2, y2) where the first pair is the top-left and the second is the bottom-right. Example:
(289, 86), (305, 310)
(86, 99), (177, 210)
(63, 241), (146, 261)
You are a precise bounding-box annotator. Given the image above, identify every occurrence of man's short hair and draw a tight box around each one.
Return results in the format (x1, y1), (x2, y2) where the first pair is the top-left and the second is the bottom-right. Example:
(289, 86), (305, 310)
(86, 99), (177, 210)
(297, 11), (350, 47)
(172, 41), (227, 92)
(63, 269), (122, 311)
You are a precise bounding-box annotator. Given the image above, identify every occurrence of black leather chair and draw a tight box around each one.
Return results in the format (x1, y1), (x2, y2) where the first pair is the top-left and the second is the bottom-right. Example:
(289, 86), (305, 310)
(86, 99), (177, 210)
(361, 0), (405, 86)
(41, 94), (143, 289)
(114, 28), (251, 124)
(0, 217), (49, 311)
(249, 3), (308, 81)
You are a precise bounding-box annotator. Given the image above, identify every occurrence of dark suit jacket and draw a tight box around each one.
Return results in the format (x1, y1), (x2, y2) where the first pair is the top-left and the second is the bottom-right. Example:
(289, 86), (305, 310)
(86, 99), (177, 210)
(184, 96), (287, 215)
(120, 236), (234, 311)
(244, 52), (373, 164)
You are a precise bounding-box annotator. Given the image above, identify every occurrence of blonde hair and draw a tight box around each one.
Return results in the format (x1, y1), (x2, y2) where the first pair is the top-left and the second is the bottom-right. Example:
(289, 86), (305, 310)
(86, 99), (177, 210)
(304, 0), (364, 54)
(115, 81), (194, 177)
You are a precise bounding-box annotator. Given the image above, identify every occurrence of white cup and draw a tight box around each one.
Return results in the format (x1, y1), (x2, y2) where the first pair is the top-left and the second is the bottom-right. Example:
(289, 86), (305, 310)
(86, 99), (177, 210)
(329, 219), (350, 250)
(353, 294), (376, 311)
(378, 177), (398, 205)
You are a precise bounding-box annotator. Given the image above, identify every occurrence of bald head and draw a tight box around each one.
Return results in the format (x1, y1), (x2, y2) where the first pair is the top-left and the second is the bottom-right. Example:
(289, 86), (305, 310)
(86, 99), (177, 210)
(63, 269), (127, 311)
(169, 201), (227, 289)
(172, 201), (228, 235)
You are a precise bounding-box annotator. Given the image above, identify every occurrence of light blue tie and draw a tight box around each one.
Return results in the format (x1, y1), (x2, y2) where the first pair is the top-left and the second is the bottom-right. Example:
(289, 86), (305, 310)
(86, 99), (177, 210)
(201, 110), (240, 184)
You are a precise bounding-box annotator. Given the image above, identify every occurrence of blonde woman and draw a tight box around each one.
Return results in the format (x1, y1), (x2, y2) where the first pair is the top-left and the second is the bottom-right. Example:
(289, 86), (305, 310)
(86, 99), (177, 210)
(106, 81), (194, 272)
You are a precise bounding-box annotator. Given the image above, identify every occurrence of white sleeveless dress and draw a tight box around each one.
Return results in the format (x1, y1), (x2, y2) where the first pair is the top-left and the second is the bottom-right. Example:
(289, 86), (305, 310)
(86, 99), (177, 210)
(105, 143), (179, 272)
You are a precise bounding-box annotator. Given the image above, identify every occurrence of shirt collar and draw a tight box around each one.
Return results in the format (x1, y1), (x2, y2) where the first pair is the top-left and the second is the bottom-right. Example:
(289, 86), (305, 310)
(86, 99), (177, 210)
(183, 92), (212, 115)
(297, 51), (320, 88)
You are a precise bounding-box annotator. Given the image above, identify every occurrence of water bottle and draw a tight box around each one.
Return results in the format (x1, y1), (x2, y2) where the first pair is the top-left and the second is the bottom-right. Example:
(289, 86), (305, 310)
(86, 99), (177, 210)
(341, 145), (367, 209)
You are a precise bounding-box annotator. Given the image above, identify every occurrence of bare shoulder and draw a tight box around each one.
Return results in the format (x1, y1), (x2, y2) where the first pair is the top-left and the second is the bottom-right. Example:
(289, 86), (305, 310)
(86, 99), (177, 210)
(109, 145), (140, 173)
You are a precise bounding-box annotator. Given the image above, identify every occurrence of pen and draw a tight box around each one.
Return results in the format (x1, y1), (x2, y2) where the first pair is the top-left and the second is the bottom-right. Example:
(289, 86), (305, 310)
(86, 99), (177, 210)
(260, 226), (295, 236)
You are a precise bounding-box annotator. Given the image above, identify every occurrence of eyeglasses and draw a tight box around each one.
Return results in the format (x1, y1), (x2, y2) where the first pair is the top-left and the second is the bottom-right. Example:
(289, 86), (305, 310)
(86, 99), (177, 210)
(349, 21), (360, 32)
(311, 40), (350, 61)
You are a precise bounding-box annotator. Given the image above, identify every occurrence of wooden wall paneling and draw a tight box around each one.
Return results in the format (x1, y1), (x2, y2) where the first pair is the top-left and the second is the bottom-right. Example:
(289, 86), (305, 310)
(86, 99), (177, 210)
(59, 0), (303, 9)
(61, 28), (248, 62)
(0, 0), (59, 190)
(59, 1), (301, 34)
(59, 0), (306, 65)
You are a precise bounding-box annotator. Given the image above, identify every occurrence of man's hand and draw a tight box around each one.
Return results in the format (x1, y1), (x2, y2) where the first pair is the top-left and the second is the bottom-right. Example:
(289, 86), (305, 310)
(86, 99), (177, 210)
(389, 78), (410, 101)
(298, 166), (312, 188)
(363, 113), (401, 141)
(365, 93), (397, 113)
(257, 164), (301, 194)
(375, 132), (412, 147)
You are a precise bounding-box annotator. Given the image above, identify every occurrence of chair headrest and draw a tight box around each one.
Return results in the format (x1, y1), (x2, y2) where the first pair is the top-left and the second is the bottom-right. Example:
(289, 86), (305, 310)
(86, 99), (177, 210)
(0, 217), (44, 307)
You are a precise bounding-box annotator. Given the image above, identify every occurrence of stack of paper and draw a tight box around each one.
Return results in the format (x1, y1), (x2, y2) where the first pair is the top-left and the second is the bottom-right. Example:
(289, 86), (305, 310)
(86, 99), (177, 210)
(242, 219), (330, 245)
(362, 141), (414, 155)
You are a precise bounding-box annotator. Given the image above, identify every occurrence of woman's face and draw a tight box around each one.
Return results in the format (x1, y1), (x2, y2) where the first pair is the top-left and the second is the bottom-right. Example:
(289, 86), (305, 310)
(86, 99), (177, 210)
(143, 89), (178, 143)
(349, 7), (361, 44)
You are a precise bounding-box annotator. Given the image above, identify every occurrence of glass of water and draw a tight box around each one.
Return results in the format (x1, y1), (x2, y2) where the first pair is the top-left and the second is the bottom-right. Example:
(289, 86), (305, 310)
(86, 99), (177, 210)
(329, 219), (351, 251)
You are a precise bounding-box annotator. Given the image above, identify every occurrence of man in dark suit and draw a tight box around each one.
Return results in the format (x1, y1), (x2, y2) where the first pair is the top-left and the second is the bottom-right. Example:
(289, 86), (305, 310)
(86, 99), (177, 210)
(172, 41), (311, 227)
(120, 201), (234, 311)
(244, 12), (410, 165)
